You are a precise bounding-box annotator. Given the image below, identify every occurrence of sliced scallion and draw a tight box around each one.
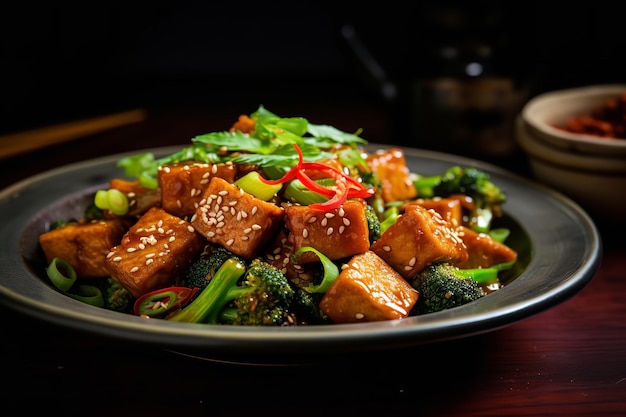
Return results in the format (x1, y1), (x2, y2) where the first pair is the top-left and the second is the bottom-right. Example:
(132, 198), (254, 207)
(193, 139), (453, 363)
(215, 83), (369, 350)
(46, 257), (77, 291)
(234, 171), (282, 201)
(67, 285), (105, 307)
(283, 178), (333, 205)
(292, 246), (339, 293)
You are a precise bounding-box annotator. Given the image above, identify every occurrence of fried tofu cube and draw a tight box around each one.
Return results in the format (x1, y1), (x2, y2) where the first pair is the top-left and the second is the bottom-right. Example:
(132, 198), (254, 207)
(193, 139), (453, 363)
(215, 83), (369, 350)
(105, 207), (205, 298)
(366, 147), (417, 202)
(284, 200), (370, 264)
(158, 162), (237, 218)
(191, 176), (284, 259)
(371, 204), (468, 278)
(39, 219), (130, 278)
(456, 226), (518, 268)
(410, 197), (464, 226)
(319, 251), (419, 323)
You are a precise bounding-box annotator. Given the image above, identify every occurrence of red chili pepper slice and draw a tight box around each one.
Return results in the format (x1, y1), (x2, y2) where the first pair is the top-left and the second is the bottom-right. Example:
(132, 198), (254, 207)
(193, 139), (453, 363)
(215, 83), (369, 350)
(133, 286), (198, 317)
(259, 144), (375, 210)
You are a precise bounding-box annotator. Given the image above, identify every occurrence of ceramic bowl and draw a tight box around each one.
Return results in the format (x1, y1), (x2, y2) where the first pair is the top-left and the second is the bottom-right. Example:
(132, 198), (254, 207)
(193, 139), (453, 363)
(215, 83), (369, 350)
(516, 85), (626, 223)
(520, 84), (626, 156)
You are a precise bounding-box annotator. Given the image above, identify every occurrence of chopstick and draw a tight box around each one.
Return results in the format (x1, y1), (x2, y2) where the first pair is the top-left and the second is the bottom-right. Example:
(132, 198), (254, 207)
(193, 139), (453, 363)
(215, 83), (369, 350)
(0, 108), (147, 159)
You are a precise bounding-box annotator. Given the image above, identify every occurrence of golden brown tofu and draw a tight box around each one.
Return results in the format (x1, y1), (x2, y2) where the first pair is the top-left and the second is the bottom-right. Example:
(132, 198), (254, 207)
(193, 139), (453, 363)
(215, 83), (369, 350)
(456, 226), (518, 268)
(105, 207), (205, 298)
(284, 200), (370, 264)
(371, 204), (468, 278)
(191, 176), (284, 259)
(319, 251), (419, 323)
(410, 197), (464, 226)
(366, 147), (417, 202)
(39, 219), (130, 278)
(158, 162), (237, 219)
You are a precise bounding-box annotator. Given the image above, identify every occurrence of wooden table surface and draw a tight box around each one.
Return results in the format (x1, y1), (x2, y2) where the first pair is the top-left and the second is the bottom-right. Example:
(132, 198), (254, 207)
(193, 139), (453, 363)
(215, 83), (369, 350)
(2, 108), (625, 416)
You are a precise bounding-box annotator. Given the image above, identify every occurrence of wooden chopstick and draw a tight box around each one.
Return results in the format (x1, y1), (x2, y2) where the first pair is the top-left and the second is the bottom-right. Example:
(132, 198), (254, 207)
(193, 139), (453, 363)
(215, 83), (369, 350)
(0, 108), (148, 159)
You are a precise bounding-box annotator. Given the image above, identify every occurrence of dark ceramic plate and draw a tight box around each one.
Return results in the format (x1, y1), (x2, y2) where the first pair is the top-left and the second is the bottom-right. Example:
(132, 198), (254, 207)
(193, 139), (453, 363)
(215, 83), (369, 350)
(0, 145), (602, 364)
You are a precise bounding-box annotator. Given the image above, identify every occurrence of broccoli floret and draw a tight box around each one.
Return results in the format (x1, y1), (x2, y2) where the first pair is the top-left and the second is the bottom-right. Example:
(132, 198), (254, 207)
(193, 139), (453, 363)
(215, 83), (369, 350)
(181, 244), (244, 295)
(169, 257), (295, 326)
(365, 204), (381, 244)
(102, 277), (132, 313)
(410, 263), (497, 315)
(414, 166), (506, 233)
(291, 288), (331, 325)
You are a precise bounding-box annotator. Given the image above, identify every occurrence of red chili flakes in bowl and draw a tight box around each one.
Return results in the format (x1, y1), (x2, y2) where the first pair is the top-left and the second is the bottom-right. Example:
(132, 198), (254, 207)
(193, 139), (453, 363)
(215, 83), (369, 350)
(560, 93), (626, 139)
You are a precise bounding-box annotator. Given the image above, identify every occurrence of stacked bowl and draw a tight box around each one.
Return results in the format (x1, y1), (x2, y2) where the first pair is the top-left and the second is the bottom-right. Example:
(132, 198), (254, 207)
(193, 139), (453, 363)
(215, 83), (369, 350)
(515, 85), (626, 225)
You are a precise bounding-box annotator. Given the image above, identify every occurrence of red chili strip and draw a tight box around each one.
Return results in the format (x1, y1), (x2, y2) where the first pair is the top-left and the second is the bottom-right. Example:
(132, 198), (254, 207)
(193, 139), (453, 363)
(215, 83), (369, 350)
(259, 144), (375, 210)
(133, 286), (198, 317)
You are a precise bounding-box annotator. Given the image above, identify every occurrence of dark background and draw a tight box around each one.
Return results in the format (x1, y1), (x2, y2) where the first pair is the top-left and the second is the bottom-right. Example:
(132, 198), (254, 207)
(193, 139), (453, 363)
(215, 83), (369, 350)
(2, 1), (624, 149)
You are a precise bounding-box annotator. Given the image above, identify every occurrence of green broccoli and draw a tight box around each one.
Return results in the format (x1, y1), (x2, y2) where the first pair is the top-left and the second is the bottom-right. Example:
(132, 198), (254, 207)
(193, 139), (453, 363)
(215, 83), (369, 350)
(413, 166), (506, 233)
(410, 263), (503, 315)
(169, 257), (295, 326)
(290, 288), (331, 325)
(103, 277), (132, 313)
(365, 204), (381, 244)
(181, 244), (245, 296)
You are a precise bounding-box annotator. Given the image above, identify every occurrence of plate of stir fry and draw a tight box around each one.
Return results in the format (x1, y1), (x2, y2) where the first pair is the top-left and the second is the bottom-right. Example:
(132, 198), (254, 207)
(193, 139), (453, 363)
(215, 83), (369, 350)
(0, 106), (601, 361)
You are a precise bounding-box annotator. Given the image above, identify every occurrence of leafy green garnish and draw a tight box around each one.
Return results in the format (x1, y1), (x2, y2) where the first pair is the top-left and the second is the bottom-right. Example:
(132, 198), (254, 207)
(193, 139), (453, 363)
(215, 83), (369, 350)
(116, 105), (368, 188)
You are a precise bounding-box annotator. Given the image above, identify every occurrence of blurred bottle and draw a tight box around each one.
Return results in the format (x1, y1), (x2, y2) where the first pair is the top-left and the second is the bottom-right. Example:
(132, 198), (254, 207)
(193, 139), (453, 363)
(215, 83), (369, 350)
(409, 5), (532, 158)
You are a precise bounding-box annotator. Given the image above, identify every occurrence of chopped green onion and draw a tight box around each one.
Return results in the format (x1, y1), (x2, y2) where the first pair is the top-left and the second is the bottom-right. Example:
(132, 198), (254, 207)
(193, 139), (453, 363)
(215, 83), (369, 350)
(46, 257), (77, 291)
(67, 285), (105, 307)
(283, 178), (331, 205)
(380, 206), (399, 233)
(94, 189), (129, 215)
(489, 228), (510, 243)
(234, 171), (282, 201)
(292, 246), (339, 293)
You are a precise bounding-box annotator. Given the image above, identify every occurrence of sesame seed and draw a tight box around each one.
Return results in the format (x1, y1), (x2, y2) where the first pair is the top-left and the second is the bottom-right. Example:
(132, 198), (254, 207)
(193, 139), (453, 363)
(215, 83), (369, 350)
(302, 229), (309, 238)
(113, 256), (122, 262)
(226, 238), (234, 246)
(130, 266), (139, 272)
(326, 227), (334, 235)
(382, 245), (391, 252)
(355, 313), (365, 320)
(187, 225), (195, 233)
